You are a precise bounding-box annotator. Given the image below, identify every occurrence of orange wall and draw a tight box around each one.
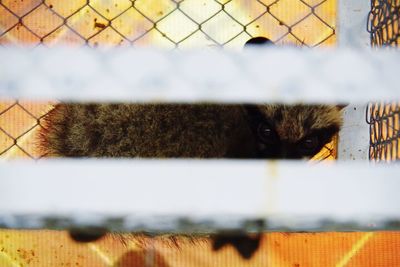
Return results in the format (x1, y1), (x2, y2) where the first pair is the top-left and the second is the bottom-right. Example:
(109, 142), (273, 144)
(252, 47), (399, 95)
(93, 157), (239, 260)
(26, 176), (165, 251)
(1, 230), (400, 267)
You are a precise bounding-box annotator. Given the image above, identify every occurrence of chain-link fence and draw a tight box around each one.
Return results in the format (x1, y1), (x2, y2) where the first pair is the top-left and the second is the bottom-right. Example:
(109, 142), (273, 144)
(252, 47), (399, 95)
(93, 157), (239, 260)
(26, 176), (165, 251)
(0, 100), (53, 158)
(367, 0), (400, 161)
(367, 102), (400, 161)
(0, 0), (336, 48)
(1, 2), (399, 266)
(0, 0), (337, 160)
(368, 0), (400, 47)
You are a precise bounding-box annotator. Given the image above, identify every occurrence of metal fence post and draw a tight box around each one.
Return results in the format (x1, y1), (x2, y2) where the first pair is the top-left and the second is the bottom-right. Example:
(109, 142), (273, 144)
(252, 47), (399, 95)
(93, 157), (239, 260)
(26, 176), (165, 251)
(337, 0), (371, 160)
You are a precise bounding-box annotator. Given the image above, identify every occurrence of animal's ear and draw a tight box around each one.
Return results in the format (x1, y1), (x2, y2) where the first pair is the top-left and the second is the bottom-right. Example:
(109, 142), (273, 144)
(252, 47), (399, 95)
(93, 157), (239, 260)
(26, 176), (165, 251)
(242, 105), (263, 120)
(336, 104), (348, 110)
(244, 37), (274, 48)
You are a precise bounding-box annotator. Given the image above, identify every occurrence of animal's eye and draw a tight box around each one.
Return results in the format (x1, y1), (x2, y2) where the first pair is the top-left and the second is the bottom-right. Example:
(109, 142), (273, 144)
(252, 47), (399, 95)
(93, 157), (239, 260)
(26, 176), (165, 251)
(299, 136), (320, 154)
(257, 123), (276, 144)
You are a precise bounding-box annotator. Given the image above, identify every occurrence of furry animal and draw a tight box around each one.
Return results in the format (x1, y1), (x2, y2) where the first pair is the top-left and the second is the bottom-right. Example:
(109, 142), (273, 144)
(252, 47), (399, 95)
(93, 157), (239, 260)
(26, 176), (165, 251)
(244, 36), (274, 47)
(39, 103), (343, 159)
(40, 102), (344, 259)
(40, 37), (345, 259)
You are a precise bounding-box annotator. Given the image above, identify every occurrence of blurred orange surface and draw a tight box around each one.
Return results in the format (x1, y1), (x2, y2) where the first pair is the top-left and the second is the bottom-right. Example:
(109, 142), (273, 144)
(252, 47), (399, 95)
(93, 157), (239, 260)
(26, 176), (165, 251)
(1, 230), (400, 267)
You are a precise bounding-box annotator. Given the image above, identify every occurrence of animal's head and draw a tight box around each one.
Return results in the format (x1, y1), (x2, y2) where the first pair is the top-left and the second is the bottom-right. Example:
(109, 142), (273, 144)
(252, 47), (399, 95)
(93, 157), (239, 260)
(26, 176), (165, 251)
(244, 104), (344, 159)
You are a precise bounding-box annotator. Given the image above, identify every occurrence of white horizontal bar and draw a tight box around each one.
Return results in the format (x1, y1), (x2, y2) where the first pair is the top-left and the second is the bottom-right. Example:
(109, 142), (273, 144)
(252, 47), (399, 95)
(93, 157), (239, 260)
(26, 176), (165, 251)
(0, 47), (399, 103)
(0, 159), (399, 231)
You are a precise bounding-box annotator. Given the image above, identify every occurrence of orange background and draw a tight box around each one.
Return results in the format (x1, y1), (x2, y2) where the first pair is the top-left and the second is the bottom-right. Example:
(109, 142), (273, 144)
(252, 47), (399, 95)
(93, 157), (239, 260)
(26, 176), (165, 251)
(1, 230), (400, 267)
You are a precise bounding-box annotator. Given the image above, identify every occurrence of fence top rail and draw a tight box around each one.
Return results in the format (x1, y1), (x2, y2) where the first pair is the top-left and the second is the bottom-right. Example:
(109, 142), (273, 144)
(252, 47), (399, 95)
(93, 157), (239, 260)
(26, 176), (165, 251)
(0, 47), (399, 103)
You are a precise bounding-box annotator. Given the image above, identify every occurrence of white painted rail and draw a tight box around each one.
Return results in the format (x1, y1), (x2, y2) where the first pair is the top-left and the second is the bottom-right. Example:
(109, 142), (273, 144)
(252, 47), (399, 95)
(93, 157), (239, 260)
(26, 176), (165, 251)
(0, 159), (399, 232)
(0, 47), (399, 103)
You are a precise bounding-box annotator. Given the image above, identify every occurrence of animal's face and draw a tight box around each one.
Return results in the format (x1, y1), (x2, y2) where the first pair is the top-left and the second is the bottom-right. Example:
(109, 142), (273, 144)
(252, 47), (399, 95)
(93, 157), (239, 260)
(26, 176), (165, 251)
(245, 104), (343, 159)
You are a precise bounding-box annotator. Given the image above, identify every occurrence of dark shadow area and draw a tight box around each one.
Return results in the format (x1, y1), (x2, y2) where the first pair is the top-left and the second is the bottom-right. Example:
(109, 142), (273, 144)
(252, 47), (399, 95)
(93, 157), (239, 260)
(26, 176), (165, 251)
(115, 249), (170, 267)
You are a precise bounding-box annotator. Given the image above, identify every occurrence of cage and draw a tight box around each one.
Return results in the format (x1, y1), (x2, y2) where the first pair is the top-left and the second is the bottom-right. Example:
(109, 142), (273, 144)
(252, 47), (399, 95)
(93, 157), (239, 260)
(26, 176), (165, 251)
(0, 0), (400, 267)
(366, 0), (400, 162)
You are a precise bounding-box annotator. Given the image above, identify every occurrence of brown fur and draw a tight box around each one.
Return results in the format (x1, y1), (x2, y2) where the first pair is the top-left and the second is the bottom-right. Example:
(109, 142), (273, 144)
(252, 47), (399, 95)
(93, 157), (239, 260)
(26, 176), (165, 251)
(257, 104), (343, 142)
(41, 102), (344, 257)
(38, 103), (343, 158)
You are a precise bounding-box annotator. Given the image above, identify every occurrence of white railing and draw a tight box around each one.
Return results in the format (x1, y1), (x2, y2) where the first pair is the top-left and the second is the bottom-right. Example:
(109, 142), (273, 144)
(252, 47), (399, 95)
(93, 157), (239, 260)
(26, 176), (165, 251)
(0, 47), (399, 103)
(0, 160), (399, 231)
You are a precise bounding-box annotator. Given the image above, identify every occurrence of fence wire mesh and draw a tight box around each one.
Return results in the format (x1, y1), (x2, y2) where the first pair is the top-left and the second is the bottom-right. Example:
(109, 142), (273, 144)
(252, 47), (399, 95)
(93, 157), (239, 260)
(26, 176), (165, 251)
(367, 0), (400, 161)
(0, 0), (336, 48)
(368, 0), (400, 47)
(0, 100), (52, 159)
(367, 102), (400, 161)
(0, 0), (337, 160)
